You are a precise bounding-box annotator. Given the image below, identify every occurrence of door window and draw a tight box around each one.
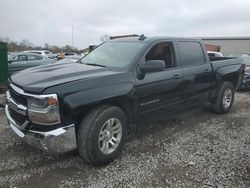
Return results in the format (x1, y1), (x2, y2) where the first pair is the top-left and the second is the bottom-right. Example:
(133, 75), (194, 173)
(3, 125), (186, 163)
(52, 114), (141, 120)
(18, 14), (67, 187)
(14, 55), (27, 61)
(145, 42), (175, 69)
(178, 42), (205, 66)
(27, 55), (43, 61)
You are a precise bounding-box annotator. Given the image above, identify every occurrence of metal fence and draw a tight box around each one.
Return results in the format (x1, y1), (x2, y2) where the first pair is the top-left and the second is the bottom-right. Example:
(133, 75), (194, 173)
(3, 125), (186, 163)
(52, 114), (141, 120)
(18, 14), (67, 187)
(0, 42), (8, 87)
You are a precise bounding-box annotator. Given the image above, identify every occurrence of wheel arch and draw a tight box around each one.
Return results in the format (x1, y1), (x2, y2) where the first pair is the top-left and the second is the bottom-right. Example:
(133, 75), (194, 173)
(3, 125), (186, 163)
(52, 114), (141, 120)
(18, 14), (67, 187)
(221, 72), (239, 89)
(69, 96), (138, 132)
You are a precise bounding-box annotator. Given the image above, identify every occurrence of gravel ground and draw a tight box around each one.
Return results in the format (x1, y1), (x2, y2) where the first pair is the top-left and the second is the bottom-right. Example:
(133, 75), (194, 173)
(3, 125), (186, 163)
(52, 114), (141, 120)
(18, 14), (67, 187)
(0, 93), (6, 108)
(0, 92), (250, 188)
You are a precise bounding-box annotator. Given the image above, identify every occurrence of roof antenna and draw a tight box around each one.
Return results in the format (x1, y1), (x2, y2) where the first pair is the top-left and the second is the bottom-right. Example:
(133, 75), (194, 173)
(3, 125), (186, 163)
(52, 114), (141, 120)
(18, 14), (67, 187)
(138, 34), (146, 41)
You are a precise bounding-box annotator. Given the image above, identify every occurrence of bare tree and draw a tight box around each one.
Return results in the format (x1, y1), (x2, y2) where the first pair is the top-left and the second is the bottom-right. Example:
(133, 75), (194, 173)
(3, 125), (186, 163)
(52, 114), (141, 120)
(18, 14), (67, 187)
(0, 35), (82, 53)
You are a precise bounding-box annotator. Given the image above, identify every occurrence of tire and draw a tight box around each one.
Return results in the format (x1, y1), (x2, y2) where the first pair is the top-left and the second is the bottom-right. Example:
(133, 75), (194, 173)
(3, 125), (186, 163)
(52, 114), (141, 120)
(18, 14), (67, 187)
(211, 81), (235, 114)
(77, 105), (127, 165)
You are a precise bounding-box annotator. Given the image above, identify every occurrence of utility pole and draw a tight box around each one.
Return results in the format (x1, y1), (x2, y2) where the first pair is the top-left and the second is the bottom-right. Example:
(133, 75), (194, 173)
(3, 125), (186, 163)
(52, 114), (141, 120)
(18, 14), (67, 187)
(72, 26), (74, 47)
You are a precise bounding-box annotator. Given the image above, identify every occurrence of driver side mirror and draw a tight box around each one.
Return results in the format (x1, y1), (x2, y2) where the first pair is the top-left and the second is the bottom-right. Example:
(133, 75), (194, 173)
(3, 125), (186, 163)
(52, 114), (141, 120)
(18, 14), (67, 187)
(137, 60), (165, 79)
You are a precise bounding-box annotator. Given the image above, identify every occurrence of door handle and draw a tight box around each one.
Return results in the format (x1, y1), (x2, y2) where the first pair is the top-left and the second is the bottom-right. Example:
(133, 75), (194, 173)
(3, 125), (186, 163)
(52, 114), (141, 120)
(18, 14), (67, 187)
(173, 74), (181, 79)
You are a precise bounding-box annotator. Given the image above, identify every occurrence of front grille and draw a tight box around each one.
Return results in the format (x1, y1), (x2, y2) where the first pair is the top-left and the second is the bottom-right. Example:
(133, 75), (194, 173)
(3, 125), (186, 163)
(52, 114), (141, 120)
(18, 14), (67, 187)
(9, 107), (27, 126)
(9, 88), (27, 106)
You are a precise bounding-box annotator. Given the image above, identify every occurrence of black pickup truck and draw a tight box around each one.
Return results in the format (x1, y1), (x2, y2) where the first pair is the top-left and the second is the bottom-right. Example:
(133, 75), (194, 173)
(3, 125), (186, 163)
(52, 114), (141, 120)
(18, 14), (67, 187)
(5, 36), (244, 165)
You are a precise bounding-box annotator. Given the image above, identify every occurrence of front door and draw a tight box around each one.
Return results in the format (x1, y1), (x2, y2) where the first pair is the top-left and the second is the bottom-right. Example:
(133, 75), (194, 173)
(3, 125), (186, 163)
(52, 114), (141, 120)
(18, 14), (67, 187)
(134, 42), (184, 115)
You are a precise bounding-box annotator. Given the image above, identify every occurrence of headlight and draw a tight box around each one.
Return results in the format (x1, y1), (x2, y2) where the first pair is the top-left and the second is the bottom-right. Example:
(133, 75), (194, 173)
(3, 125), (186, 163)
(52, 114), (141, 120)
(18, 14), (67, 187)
(27, 94), (60, 125)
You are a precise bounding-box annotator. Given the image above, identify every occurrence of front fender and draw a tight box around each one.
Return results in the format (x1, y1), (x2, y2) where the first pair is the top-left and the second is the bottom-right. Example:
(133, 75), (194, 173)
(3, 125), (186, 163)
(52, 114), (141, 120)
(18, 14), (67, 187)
(63, 82), (135, 115)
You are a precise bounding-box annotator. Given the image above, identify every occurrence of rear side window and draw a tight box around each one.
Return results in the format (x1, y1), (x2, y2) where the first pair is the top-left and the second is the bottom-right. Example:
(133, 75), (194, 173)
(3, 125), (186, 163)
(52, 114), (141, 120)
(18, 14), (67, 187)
(178, 42), (205, 66)
(17, 55), (27, 61)
(27, 55), (36, 60)
(27, 55), (43, 61)
(36, 55), (43, 60)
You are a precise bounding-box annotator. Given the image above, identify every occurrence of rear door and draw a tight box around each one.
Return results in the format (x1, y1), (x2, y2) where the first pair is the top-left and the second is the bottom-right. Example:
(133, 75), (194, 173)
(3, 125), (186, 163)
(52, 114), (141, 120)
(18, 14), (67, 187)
(176, 41), (213, 104)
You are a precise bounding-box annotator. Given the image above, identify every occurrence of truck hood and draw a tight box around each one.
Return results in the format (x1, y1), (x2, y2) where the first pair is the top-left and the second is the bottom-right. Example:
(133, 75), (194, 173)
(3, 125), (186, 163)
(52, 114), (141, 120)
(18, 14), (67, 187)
(11, 63), (116, 94)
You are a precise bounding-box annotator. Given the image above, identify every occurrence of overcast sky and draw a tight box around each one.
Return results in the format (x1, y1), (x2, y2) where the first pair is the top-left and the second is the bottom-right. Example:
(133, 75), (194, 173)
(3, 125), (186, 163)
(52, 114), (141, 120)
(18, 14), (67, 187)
(1, 0), (250, 49)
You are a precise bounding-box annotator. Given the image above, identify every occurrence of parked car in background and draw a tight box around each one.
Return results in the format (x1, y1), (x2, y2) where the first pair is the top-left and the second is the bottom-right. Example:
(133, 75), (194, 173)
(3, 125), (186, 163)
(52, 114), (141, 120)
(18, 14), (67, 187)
(240, 56), (250, 89)
(55, 56), (81, 64)
(207, 51), (224, 58)
(8, 53), (55, 74)
(227, 53), (250, 58)
(55, 52), (82, 60)
(51, 52), (82, 60)
(23, 50), (52, 57)
(50, 53), (59, 60)
(64, 52), (79, 57)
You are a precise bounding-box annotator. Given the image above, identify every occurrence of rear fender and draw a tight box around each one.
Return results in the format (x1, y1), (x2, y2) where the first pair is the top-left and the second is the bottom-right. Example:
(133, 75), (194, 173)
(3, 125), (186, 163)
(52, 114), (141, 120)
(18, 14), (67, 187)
(210, 64), (244, 103)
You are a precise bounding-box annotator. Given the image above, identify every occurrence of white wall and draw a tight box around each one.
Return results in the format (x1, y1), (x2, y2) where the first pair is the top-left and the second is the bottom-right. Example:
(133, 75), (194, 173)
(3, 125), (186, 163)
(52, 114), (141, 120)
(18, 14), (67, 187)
(203, 39), (250, 54)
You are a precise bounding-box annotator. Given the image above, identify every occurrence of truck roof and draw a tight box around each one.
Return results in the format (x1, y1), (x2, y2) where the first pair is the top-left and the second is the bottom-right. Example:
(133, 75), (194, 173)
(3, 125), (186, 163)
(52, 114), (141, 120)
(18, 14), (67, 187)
(110, 36), (203, 43)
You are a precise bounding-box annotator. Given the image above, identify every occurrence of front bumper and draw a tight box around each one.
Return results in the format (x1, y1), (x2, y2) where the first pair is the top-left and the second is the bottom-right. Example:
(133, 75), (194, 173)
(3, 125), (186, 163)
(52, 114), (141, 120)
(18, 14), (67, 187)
(5, 104), (77, 153)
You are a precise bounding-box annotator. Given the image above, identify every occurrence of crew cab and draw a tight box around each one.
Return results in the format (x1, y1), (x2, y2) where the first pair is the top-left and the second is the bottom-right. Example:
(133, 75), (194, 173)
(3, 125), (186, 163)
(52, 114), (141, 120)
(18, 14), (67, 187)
(5, 36), (244, 165)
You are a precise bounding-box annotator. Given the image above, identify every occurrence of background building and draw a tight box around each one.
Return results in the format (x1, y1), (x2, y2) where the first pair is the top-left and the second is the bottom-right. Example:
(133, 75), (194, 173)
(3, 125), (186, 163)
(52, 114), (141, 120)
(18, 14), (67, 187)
(202, 37), (250, 55)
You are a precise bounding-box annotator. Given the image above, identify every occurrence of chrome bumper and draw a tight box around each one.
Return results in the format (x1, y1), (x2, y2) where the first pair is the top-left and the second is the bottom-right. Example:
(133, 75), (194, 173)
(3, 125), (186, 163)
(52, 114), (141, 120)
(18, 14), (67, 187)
(5, 104), (77, 153)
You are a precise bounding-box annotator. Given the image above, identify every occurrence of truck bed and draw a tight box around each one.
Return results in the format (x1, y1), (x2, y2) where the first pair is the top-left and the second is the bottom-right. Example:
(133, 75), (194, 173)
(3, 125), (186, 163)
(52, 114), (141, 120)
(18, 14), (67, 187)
(211, 58), (243, 70)
(209, 56), (235, 62)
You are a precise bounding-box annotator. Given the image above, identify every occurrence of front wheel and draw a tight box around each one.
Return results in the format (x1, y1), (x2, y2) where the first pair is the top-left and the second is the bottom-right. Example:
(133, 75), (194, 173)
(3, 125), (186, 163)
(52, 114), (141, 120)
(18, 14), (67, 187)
(211, 81), (235, 114)
(77, 105), (127, 165)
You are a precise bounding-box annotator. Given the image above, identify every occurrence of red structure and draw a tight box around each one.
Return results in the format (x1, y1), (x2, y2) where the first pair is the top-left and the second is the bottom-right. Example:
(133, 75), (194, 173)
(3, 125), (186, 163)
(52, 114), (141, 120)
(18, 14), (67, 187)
(109, 34), (138, 40)
(205, 44), (221, 52)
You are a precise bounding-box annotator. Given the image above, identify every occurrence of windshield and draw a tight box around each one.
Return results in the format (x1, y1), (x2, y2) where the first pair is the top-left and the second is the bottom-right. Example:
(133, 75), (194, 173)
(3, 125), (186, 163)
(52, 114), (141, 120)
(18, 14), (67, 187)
(80, 41), (144, 68)
(8, 53), (17, 61)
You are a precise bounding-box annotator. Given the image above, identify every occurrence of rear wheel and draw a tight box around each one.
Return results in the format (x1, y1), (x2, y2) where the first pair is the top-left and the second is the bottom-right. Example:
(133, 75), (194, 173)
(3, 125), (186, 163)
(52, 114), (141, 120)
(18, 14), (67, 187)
(211, 81), (235, 114)
(77, 105), (127, 165)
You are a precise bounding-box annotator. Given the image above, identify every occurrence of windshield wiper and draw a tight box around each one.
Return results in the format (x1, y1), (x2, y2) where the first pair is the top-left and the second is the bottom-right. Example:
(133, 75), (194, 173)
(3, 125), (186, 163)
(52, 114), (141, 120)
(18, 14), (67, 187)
(85, 63), (106, 67)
